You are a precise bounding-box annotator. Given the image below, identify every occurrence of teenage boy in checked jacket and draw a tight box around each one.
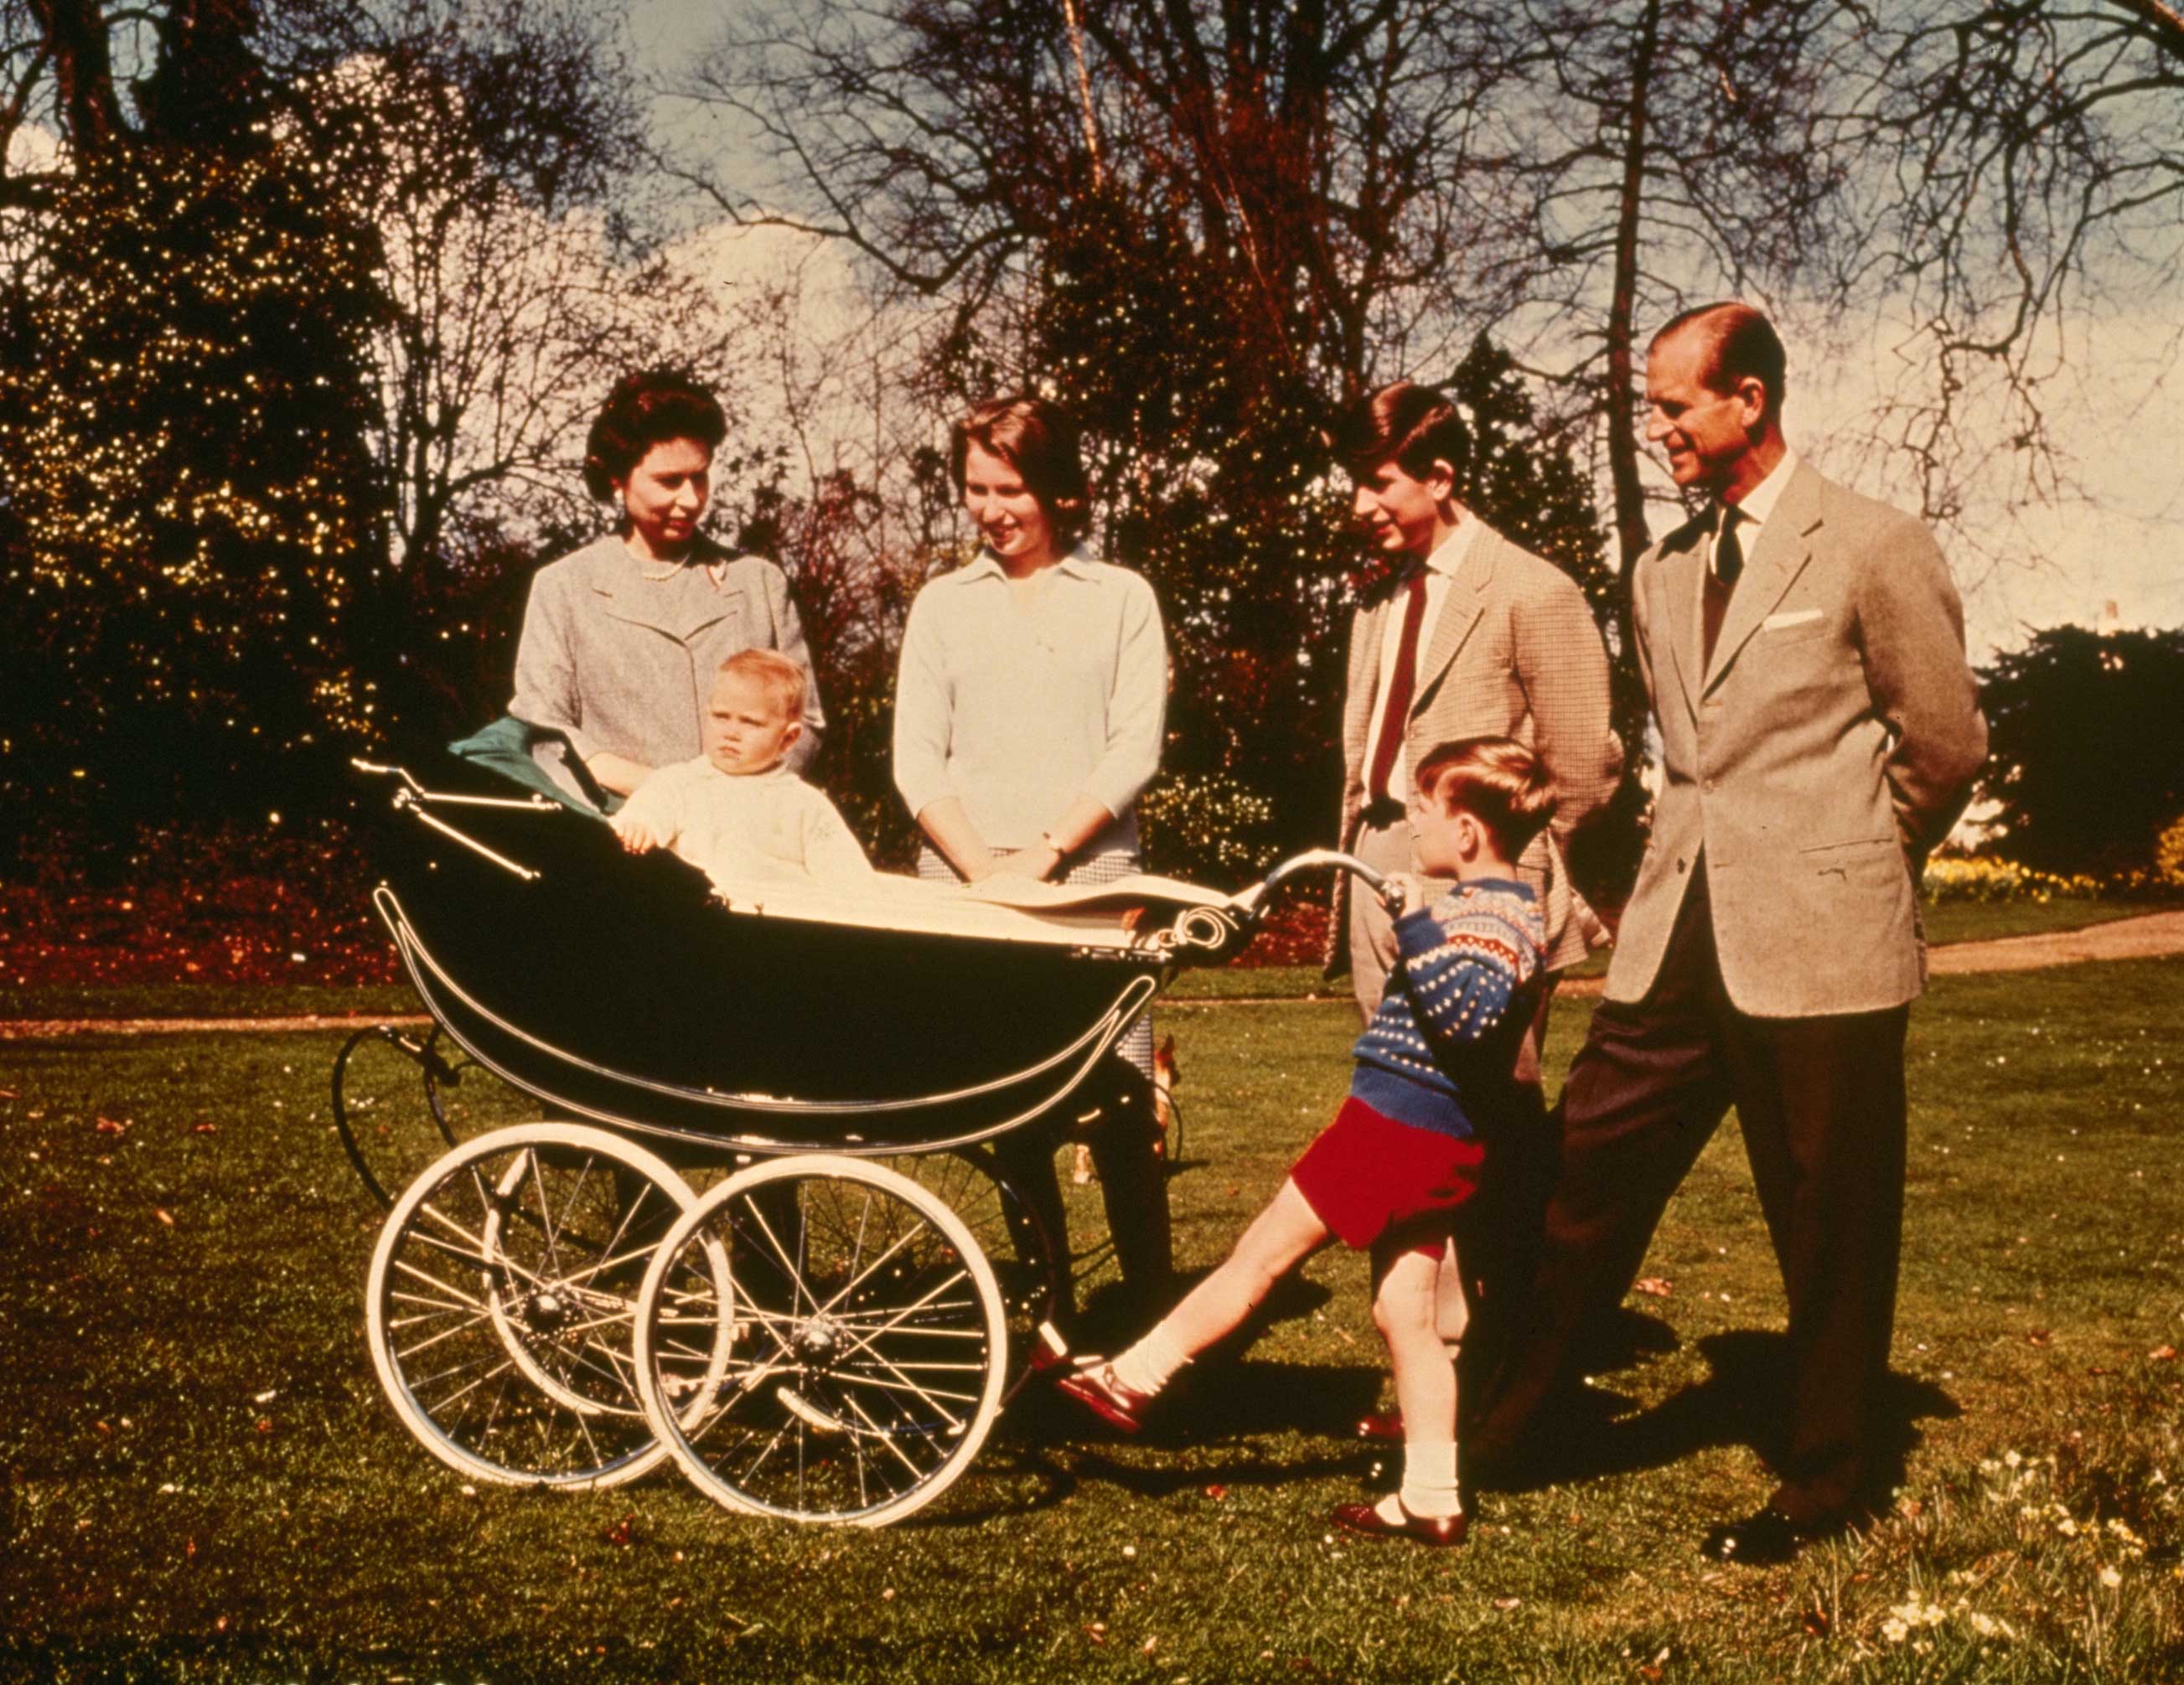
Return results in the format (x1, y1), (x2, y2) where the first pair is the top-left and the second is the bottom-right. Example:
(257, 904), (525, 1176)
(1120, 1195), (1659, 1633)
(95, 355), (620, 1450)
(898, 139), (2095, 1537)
(1330, 381), (1621, 1054)
(1329, 380), (1622, 1425)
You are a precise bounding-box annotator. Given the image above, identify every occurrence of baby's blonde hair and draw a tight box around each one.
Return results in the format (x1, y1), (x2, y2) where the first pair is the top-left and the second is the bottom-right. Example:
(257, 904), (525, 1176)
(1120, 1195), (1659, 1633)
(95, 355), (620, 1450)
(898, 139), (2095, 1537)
(715, 648), (808, 721)
(1414, 736), (1557, 858)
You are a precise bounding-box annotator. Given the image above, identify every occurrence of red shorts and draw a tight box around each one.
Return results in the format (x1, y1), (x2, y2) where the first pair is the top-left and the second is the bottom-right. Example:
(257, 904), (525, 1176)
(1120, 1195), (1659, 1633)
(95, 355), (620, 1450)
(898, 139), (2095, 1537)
(1291, 1096), (1486, 1253)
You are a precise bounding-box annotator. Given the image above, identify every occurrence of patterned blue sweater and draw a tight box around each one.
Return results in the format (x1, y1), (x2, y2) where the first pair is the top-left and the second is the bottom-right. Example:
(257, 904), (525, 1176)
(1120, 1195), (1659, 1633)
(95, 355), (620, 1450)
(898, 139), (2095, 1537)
(1349, 877), (1546, 1139)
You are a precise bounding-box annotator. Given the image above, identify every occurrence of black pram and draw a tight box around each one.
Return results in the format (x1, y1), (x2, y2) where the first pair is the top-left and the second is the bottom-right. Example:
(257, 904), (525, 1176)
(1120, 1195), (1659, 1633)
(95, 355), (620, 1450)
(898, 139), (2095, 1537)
(342, 749), (1380, 1527)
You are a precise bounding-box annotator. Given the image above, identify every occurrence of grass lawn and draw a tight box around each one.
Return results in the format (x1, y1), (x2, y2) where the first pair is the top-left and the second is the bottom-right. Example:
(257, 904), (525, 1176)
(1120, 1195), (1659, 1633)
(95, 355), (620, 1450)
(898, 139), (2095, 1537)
(1917, 897), (2171, 947)
(3, 957), (2181, 1682)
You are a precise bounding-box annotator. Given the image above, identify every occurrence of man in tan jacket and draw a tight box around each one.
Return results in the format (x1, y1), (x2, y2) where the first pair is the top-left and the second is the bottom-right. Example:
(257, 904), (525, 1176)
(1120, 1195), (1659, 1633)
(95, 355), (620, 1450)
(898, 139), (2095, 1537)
(1470, 304), (1989, 1564)
(1330, 383), (1622, 1042)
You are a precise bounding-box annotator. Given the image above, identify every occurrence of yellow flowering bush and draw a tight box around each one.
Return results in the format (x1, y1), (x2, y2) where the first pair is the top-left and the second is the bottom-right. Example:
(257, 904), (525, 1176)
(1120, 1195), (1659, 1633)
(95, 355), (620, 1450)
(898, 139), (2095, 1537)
(1140, 772), (1282, 882)
(2156, 815), (2184, 887)
(1922, 855), (2104, 903)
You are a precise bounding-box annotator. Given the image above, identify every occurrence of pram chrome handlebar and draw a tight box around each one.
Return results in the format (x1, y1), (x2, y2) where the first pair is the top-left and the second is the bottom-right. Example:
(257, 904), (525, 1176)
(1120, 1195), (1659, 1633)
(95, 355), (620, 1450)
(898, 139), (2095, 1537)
(389, 792), (542, 882)
(1229, 848), (1388, 917)
(1260, 847), (1390, 896)
(352, 759), (559, 812)
(352, 762), (547, 881)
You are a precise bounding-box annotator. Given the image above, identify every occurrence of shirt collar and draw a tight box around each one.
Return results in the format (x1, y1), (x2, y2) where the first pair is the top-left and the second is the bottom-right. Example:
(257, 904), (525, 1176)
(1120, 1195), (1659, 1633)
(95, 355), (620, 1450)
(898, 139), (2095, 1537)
(1421, 512), (1481, 581)
(1726, 448), (1798, 531)
(960, 541), (1094, 584)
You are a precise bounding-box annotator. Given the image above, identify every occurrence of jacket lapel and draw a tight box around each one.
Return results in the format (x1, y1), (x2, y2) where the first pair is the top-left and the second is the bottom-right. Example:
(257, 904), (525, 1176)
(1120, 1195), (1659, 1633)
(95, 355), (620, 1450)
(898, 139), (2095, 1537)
(1658, 519), (1705, 725)
(1343, 589), (1392, 769)
(1702, 463), (1823, 693)
(1412, 526), (1492, 704)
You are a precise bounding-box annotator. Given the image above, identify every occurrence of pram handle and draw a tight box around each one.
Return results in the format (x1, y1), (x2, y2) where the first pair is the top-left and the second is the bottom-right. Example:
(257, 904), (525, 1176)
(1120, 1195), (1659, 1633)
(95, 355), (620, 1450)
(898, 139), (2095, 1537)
(351, 759), (560, 812)
(1251, 848), (1389, 899)
(1224, 848), (1389, 923)
(351, 760), (553, 882)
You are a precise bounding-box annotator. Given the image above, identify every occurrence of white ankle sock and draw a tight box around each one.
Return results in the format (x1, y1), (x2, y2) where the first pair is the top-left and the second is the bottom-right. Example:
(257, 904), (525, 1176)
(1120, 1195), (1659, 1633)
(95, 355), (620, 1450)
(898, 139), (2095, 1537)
(1398, 1440), (1462, 1520)
(1109, 1325), (1192, 1397)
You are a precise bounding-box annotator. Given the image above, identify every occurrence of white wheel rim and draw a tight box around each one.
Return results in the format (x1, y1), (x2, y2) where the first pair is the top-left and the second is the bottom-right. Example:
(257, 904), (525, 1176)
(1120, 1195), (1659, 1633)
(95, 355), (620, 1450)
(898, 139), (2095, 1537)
(366, 1123), (727, 1489)
(634, 1154), (1007, 1527)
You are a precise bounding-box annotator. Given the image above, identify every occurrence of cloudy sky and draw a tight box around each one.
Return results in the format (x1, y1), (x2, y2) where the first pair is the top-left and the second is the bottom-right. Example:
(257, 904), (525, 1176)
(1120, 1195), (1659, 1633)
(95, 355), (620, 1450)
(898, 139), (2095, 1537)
(1794, 302), (2183, 658)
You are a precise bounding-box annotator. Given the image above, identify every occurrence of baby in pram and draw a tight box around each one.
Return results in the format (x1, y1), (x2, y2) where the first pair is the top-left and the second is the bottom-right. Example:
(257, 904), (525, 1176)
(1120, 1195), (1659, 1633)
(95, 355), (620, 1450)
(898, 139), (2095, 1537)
(611, 649), (878, 892)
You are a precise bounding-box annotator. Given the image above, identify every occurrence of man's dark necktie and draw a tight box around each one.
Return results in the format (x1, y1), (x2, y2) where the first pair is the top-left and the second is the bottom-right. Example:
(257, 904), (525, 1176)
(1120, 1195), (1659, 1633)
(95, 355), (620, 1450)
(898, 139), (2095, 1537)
(1701, 504), (1744, 669)
(1366, 570), (1427, 808)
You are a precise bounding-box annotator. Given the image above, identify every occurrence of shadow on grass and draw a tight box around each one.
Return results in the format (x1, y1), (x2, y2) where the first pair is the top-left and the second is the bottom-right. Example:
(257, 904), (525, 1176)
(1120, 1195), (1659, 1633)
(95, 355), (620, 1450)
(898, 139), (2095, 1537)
(939, 1269), (1395, 1525)
(961, 1357), (1390, 1523)
(1484, 1327), (1960, 1506)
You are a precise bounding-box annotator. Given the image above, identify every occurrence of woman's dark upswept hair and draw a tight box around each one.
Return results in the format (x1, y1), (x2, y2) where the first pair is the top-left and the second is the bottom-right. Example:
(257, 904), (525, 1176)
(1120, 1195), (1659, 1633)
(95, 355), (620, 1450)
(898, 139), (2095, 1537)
(948, 395), (1092, 543)
(582, 370), (728, 502)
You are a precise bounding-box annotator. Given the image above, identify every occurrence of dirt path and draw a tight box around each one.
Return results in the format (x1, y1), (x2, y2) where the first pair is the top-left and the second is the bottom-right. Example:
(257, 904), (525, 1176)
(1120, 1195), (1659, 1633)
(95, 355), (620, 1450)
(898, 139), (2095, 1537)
(0, 1011), (436, 1040)
(1137, 907), (2184, 1005)
(1924, 908), (2184, 974)
(3, 911), (2181, 1039)
(1540, 907), (2184, 1001)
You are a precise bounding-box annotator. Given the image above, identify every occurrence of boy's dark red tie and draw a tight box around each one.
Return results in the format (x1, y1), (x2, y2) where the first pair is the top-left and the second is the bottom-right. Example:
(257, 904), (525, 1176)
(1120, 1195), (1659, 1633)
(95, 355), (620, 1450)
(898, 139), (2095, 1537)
(1367, 571), (1428, 806)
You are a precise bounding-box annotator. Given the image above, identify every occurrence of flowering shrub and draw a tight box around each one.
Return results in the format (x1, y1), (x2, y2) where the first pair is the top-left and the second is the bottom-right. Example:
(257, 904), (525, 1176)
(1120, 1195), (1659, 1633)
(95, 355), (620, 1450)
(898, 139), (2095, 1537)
(1140, 772), (1284, 885)
(1922, 854), (2104, 903)
(0, 822), (400, 989)
(1235, 895), (1332, 967)
(2156, 815), (2184, 888)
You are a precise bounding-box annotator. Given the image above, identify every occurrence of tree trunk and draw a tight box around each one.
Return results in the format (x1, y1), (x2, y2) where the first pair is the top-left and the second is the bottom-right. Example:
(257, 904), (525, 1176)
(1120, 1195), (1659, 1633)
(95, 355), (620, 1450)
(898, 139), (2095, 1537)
(28, 0), (126, 154)
(1604, 0), (1660, 581)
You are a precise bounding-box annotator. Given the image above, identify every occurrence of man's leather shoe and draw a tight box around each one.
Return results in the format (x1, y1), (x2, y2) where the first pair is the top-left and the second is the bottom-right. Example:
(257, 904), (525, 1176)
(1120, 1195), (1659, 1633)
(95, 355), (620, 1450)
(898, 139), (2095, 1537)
(1354, 1410), (1404, 1444)
(1331, 1499), (1467, 1547)
(1699, 1506), (1804, 1565)
(1055, 1362), (1152, 1434)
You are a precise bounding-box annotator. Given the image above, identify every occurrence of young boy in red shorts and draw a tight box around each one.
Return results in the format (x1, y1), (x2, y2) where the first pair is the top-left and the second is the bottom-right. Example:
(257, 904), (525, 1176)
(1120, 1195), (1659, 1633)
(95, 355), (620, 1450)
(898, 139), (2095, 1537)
(1059, 736), (1553, 1545)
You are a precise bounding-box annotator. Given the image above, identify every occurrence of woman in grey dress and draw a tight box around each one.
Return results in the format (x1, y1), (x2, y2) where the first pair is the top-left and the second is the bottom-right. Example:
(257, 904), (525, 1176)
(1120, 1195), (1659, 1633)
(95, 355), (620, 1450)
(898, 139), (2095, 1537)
(511, 370), (823, 799)
(893, 394), (1172, 1299)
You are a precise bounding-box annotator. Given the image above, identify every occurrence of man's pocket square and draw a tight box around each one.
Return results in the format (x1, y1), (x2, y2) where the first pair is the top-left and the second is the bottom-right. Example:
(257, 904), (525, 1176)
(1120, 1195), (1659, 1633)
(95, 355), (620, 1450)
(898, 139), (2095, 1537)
(1762, 608), (1824, 630)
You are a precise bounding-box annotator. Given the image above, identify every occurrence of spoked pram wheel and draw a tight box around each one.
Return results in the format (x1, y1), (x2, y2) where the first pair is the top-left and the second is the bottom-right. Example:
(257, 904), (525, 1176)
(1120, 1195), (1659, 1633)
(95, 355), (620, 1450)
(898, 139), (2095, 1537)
(897, 1147), (1064, 1389)
(367, 1123), (730, 1489)
(634, 1155), (1008, 1527)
